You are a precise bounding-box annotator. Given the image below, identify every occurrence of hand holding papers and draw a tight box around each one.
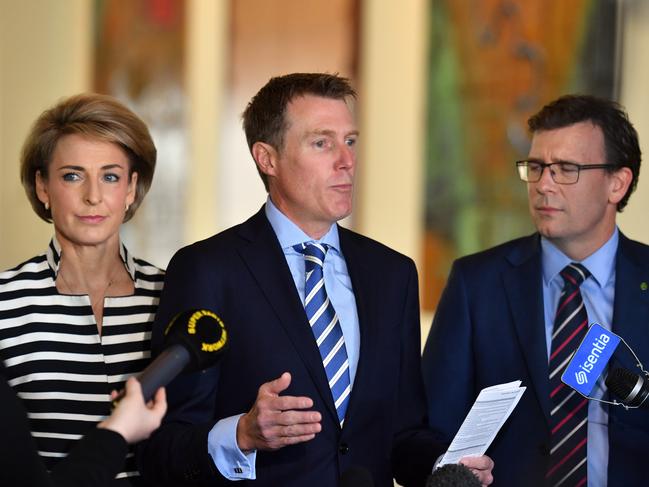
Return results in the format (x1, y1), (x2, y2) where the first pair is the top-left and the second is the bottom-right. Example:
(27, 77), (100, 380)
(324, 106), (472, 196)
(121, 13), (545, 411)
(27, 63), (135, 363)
(438, 381), (526, 467)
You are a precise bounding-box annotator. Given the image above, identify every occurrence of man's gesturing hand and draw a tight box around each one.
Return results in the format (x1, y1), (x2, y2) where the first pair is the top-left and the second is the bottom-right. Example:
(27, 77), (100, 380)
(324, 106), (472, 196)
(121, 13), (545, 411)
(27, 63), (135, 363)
(236, 372), (322, 452)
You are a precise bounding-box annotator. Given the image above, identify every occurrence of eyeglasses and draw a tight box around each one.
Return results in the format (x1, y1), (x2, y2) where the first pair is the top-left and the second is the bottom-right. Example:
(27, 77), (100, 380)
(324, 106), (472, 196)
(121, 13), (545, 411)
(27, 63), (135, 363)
(516, 160), (613, 185)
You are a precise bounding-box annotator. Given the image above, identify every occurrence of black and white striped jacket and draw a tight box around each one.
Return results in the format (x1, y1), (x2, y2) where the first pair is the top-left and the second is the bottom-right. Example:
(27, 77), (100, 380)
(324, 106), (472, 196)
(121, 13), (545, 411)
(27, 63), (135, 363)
(0, 237), (164, 484)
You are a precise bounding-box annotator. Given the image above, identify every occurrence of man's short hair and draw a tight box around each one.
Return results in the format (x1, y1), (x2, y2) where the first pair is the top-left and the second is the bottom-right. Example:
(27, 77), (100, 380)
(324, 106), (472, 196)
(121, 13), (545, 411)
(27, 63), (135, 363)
(527, 94), (641, 211)
(242, 73), (356, 191)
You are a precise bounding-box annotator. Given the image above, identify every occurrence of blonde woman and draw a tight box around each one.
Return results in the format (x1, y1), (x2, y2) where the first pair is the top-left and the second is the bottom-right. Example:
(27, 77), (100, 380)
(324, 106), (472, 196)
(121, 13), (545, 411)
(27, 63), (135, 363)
(0, 94), (164, 486)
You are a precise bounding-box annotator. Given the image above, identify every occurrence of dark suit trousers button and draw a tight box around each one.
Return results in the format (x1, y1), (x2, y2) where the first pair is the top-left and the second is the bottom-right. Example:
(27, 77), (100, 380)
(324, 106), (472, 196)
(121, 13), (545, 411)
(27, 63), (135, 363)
(338, 443), (350, 454)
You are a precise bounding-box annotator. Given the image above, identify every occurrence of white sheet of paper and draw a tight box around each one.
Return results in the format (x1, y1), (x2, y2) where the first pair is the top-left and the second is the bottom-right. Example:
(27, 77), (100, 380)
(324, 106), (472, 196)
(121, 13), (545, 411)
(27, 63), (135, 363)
(438, 380), (526, 466)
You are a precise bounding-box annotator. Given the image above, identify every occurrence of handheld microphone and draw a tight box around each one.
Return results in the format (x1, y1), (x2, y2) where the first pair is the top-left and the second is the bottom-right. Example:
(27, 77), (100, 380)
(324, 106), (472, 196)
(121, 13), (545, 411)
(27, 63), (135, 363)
(115, 309), (228, 403)
(340, 466), (374, 487)
(605, 367), (649, 410)
(427, 463), (481, 487)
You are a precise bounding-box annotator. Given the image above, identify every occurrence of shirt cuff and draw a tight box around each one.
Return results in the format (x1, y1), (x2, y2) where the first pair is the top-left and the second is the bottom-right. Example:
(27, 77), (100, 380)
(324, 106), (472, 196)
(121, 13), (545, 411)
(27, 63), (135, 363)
(207, 414), (257, 480)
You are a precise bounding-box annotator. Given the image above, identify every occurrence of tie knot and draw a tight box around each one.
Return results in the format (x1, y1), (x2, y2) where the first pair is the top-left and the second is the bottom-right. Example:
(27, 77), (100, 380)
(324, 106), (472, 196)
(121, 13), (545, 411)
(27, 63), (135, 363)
(293, 242), (328, 265)
(560, 263), (590, 287)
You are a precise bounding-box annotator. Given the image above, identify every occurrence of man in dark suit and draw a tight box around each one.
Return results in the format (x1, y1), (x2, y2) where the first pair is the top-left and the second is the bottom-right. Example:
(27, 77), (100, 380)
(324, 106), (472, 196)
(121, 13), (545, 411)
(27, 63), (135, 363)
(422, 94), (649, 486)
(138, 73), (493, 487)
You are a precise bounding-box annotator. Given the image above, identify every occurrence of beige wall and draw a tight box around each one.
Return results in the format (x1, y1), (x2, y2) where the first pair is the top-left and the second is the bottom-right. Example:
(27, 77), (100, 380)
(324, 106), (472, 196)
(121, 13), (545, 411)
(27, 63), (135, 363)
(184, 0), (228, 244)
(0, 0), (91, 268)
(1, 0), (648, 274)
(618, 0), (649, 244)
(358, 0), (429, 272)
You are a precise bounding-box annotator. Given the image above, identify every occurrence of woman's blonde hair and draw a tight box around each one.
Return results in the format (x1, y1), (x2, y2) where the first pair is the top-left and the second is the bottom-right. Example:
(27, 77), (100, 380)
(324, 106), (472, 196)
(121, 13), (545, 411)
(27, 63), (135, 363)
(20, 93), (156, 222)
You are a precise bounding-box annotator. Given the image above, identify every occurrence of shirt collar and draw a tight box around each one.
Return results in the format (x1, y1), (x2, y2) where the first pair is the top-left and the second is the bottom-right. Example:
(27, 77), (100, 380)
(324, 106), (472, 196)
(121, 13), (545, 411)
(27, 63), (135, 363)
(46, 234), (137, 282)
(264, 197), (341, 253)
(541, 227), (618, 288)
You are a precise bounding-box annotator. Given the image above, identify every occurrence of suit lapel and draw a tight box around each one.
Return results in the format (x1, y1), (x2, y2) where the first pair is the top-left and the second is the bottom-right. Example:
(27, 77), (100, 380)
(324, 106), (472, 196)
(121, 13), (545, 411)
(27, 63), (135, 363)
(503, 235), (552, 424)
(612, 234), (649, 370)
(236, 209), (340, 425)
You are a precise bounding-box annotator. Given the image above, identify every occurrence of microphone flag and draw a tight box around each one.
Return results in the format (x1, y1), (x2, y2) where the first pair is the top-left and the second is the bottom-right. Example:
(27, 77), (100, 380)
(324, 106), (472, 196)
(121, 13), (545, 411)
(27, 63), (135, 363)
(561, 323), (621, 396)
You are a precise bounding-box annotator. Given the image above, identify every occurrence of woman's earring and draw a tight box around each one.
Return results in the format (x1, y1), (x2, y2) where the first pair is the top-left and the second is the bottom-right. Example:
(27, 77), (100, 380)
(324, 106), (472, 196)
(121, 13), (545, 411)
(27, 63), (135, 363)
(44, 202), (49, 211)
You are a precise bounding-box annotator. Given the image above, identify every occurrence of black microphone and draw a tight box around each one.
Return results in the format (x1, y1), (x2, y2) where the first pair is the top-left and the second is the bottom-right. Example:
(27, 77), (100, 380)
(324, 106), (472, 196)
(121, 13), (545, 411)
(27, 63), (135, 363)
(427, 464), (481, 487)
(340, 466), (374, 487)
(605, 367), (649, 409)
(115, 309), (228, 403)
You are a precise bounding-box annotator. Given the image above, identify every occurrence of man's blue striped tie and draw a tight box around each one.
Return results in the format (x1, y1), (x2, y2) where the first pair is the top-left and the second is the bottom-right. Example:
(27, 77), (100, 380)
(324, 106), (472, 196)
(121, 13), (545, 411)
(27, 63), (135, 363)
(294, 242), (351, 426)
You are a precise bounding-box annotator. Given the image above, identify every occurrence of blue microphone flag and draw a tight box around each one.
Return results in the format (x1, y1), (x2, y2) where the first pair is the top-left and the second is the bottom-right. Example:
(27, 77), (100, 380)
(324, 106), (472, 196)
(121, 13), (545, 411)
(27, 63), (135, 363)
(561, 323), (621, 396)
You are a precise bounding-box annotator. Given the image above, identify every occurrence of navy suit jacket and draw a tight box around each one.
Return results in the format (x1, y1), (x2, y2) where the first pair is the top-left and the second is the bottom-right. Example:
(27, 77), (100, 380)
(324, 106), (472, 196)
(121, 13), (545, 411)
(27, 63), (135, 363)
(139, 208), (444, 487)
(422, 232), (649, 486)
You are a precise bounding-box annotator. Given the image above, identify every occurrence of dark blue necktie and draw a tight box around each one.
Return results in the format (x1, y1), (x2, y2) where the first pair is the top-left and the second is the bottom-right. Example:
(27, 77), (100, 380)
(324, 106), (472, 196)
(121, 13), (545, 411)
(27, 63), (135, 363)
(547, 263), (590, 487)
(294, 242), (351, 426)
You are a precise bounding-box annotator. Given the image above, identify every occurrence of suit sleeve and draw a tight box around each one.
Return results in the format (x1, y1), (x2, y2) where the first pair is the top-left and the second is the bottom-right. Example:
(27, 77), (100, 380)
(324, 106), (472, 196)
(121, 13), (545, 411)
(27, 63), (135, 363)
(421, 260), (476, 442)
(392, 260), (447, 487)
(137, 245), (228, 486)
(49, 430), (128, 487)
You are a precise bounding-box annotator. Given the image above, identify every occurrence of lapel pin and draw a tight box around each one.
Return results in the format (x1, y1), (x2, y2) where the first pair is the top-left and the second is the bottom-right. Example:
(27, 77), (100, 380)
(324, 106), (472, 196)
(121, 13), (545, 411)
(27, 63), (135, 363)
(641, 282), (648, 291)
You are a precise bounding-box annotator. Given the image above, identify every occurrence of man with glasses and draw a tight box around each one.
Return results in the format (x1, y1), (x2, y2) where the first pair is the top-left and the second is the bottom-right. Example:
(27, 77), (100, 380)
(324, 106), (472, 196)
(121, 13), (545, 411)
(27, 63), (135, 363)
(422, 94), (649, 486)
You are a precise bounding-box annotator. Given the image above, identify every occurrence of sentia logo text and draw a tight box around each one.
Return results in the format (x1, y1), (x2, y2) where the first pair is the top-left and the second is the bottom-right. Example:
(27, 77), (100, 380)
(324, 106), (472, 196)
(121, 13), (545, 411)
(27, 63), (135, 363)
(561, 323), (621, 397)
(574, 334), (611, 385)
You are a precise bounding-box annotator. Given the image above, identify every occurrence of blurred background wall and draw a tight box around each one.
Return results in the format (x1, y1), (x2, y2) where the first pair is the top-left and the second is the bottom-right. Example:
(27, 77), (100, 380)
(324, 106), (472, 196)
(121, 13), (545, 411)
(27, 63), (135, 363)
(1, 0), (649, 322)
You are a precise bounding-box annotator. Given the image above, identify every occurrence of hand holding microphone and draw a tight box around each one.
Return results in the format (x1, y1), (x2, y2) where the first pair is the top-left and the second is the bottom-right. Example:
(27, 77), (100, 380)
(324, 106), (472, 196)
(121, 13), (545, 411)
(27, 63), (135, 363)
(101, 377), (167, 443)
